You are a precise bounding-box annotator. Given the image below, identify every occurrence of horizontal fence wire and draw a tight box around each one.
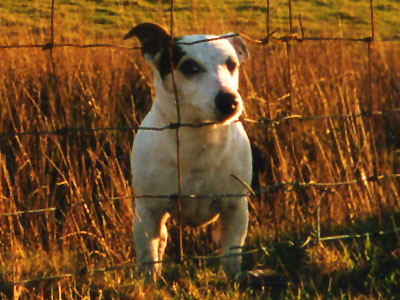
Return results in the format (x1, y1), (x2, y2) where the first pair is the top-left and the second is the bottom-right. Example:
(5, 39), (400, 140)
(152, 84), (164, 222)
(1, 107), (400, 138)
(2, 173), (400, 218)
(2, 224), (400, 288)
(0, 43), (139, 50)
(1, 0), (400, 290)
(1, 34), (400, 51)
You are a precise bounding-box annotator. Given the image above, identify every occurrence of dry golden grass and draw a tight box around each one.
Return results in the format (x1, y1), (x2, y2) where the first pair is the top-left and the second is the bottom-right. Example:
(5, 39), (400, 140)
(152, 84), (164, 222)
(1, 1), (400, 299)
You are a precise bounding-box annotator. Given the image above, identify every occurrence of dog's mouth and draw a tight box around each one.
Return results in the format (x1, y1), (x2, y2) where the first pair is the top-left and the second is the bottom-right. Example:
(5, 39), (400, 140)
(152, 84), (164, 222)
(215, 91), (243, 124)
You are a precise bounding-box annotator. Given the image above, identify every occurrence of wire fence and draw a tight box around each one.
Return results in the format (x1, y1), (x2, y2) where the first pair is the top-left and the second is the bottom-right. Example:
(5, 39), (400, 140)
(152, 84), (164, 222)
(1, 107), (400, 139)
(2, 173), (400, 218)
(4, 221), (400, 288)
(1, 0), (400, 289)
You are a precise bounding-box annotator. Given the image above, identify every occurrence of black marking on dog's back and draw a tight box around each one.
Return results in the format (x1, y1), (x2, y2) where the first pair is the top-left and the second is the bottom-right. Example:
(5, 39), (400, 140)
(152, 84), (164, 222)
(158, 38), (186, 79)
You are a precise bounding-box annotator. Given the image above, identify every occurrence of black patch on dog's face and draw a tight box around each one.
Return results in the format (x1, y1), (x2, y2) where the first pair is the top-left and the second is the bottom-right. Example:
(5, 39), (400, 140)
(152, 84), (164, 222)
(157, 38), (186, 79)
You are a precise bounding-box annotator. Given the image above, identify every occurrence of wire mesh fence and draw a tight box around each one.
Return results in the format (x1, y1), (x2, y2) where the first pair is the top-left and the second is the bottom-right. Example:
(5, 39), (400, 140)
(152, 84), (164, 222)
(1, 0), (400, 290)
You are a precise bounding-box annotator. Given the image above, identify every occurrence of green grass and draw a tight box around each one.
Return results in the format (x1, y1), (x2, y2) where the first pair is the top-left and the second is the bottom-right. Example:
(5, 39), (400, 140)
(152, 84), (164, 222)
(1, 0), (400, 42)
(0, 0), (400, 299)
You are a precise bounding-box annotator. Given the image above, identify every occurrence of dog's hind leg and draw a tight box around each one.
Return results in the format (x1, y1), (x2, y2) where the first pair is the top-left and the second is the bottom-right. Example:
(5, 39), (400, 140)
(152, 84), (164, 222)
(218, 196), (249, 279)
(158, 219), (168, 262)
(133, 204), (169, 281)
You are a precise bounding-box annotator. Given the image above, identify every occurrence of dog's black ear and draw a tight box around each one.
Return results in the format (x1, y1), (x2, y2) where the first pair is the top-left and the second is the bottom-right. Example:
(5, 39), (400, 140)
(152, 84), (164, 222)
(124, 23), (171, 58)
(222, 34), (249, 64)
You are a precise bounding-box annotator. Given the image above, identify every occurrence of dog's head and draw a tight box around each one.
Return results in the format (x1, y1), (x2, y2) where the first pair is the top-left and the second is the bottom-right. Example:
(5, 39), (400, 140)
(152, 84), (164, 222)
(124, 23), (249, 124)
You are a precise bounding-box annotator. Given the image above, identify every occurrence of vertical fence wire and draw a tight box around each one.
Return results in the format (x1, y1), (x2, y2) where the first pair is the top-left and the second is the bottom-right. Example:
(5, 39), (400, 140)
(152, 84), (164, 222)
(262, 0), (271, 120)
(262, 0), (281, 242)
(169, 0), (184, 263)
(48, 0), (62, 113)
(367, 0), (382, 228)
(288, 0), (293, 34)
(286, 0), (303, 238)
(370, 0), (375, 41)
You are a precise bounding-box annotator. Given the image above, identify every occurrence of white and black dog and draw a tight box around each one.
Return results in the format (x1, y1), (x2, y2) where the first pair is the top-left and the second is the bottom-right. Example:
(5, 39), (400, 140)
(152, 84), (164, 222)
(124, 23), (252, 280)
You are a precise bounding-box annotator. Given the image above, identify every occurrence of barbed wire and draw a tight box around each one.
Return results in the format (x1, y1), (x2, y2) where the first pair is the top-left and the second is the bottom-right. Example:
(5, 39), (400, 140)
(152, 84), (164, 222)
(1, 34), (400, 52)
(0, 43), (139, 50)
(2, 173), (399, 219)
(1, 107), (399, 139)
(1, 223), (400, 288)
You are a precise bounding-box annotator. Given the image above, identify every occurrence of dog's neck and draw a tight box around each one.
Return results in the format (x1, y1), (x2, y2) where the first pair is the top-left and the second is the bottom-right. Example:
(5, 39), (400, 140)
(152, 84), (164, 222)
(151, 77), (204, 125)
(152, 88), (179, 123)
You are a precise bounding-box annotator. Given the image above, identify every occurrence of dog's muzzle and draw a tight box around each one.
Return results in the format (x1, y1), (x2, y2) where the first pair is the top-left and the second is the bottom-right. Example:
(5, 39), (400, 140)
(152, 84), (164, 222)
(215, 91), (242, 122)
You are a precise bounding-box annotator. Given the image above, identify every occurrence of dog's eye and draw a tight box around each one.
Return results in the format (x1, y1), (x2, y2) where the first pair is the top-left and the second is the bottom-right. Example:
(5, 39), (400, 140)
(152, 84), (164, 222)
(179, 59), (203, 76)
(226, 57), (237, 73)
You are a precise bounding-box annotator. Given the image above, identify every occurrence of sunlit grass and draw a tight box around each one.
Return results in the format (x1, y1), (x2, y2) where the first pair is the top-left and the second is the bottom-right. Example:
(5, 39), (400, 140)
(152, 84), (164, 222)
(0, 0), (400, 299)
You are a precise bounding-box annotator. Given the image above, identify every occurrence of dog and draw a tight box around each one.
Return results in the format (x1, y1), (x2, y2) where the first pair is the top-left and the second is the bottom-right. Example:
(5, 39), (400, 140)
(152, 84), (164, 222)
(124, 23), (252, 280)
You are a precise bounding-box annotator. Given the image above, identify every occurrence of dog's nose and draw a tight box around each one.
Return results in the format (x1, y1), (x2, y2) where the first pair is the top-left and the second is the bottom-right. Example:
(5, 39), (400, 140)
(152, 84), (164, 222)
(215, 91), (239, 120)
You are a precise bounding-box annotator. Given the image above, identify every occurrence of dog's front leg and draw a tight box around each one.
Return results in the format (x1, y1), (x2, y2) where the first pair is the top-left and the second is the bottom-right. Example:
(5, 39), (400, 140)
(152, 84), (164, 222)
(218, 196), (249, 279)
(133, 203), (168, 281)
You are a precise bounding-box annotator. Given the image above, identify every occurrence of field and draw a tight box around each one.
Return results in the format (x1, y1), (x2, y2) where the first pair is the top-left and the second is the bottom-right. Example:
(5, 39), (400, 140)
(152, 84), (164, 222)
(1, 0), (400, 299)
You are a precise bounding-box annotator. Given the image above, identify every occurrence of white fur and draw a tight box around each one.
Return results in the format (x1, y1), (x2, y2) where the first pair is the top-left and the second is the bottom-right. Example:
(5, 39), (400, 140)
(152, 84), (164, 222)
(130, 30), (252, 280)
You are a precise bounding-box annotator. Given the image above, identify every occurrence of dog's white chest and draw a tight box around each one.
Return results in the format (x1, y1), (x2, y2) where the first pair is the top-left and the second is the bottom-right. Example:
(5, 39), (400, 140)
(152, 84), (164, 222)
(132, 121), (251, 226)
